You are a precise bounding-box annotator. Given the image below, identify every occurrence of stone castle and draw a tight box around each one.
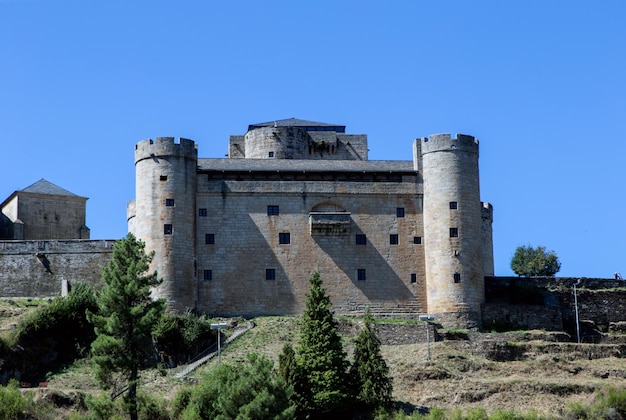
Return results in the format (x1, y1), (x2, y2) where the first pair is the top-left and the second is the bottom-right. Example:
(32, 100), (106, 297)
(126, 118), (494, 327)
(1, 118), (624, 332)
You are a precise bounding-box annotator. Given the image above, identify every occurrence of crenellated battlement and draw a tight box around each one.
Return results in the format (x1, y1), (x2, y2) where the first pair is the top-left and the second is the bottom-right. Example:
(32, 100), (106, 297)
(123, 119), (494, 327)
(132, 136), (198, 313)
(421, 133), (479, 156)
(134, 137), (197, 164)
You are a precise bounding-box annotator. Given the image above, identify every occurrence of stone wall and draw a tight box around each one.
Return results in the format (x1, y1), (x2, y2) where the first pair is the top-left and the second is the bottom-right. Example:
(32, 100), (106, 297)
(0, 240), (114, 297)
(374, 323), (436, 345)
(484, 276), (626, 335)
(195, 172), (426, 317)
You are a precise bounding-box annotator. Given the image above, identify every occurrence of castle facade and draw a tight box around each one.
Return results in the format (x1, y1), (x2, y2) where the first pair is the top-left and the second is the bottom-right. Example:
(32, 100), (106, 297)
(127, 119), (494, 327)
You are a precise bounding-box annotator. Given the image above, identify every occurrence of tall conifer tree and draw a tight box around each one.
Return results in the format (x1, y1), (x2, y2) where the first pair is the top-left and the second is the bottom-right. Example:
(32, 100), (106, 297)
(350, 307), (393, 412)
(87, 233), (165, 420)
(293, 271), (352, 418)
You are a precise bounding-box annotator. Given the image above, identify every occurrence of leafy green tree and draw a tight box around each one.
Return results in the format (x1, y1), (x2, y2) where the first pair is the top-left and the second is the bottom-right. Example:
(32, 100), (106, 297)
(510, 245), (561, 277)
(175, 353), (295, 419)
(292, 271), (353, 418)
(349, 307), (393, 413)
(87, 233), (165, 420)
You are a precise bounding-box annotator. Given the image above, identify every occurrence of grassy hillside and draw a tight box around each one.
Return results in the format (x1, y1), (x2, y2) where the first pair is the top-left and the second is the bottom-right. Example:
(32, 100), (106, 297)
(194, 317), (626, 417)
(2, 303), (626, 418)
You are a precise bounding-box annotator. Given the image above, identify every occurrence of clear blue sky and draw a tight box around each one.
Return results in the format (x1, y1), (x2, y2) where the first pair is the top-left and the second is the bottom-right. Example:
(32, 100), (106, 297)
(1, 1), (624, 278)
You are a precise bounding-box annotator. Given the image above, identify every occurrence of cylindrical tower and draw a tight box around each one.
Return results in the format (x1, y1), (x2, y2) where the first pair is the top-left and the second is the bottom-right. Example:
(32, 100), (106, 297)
(420, 133), (485, 328)
(131, 137), (198, 313)
(244, 126), (309, 159)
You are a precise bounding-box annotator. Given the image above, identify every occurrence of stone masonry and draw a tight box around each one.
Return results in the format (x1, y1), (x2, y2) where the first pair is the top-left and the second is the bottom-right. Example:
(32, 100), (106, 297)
(0, 179), (90, 240)
(0, 240), (114, 297)
(2, 119), (626, 333)
(127, 118), (495, 328)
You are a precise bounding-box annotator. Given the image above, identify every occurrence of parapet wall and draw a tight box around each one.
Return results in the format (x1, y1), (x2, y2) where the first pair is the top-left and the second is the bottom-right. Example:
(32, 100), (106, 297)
(420, 133), (479, 156)
(134, 137), (197, 164)
(0, 240), (115, 297)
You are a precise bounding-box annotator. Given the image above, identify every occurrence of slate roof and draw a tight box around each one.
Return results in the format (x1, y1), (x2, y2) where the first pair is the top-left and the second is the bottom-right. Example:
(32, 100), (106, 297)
(198, 158), (415, 173)
(248, 118), (346, 133)
(20, 179), (80, 197)
(1, 179), (87, 209)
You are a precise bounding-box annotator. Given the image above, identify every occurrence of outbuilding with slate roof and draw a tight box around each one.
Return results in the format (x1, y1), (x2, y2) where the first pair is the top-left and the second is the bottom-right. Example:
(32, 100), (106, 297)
(0, 179), (90, 240)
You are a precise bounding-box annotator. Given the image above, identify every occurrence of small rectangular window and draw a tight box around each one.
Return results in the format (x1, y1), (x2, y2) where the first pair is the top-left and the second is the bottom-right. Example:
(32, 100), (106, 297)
(160, 175), (168, 181)
(450, 228), (458, 238)
(164, 224), (173, 235)
(396, 208), (405, 217)
(165, 199), (175, 207)
(269, 151), (274, 158)
(267, 205), (279, 216)
(390, 234), (399, 245)
(356, 234), (367, 245)
(199, 208), (208, 217)
(411, 273), (417, 283)
(279, 232), (291, 244)
(205, 234), (214, 244)
(203, 270), (212, 281)
(413, 236), (422, 244)
(266, 269), (276, 280)
(454, 273), (461, 283)
(449, 201), (458, 210)
(357, 269), (366, 281)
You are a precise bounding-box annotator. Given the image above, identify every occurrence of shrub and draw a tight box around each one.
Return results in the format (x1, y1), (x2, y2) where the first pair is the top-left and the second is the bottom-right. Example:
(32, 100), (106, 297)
(590, 386), (626, 419)
(153, 312), (214, 366)
(175, 353), (295, 419)
(84, 393), (123, 420)
(9, 282), (98, 382)
(562, 401), (589, 420)
(136, 392), (170, 420)
(0, 379), (26, 419)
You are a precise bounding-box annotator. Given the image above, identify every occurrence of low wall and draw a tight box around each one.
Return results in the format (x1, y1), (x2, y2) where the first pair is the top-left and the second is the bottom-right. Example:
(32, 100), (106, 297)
(0, 240), (115, 297)
(484, 276), (626, 336)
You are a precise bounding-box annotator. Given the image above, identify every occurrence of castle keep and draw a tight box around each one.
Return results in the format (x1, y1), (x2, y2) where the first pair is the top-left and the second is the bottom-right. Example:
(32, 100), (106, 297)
(127, 118), (494, 327)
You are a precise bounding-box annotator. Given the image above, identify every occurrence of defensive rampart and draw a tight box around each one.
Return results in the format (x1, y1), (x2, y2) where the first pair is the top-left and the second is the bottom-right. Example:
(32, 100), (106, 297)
(0, 240), (115, 297)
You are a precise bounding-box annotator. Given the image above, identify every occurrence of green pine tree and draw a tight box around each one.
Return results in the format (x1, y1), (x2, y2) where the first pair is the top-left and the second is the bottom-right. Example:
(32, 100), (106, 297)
(278, 343), (297, 386)
(293, 271), (353, 418)
(349, 307), (393, 413)
(87, 233), (165, 420)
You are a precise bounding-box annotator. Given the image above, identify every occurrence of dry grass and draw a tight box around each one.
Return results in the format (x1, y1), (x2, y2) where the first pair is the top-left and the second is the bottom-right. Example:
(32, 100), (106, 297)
(385, 341), (626, 417)
(3, 305), (626, 418)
